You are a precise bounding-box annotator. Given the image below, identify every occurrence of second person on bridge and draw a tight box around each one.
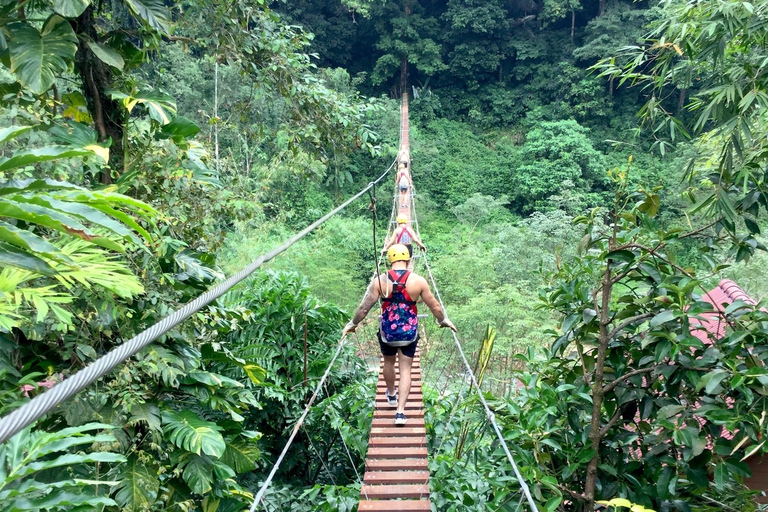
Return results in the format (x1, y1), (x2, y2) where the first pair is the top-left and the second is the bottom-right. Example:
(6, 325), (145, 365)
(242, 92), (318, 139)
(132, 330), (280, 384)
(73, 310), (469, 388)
(343, 244), (456, 426)
(384, 216), (426, 260)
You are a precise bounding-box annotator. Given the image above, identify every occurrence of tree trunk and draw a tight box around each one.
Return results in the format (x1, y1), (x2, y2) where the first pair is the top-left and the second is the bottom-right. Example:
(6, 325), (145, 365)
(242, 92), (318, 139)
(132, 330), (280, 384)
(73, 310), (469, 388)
(571, 10), (575, 42)
(583, 265), (612, 510)
(608, 76), (614, 97)
(599, 0), (606, 16)
(73, 6), (124, 183)
(678, 88), (687, 113)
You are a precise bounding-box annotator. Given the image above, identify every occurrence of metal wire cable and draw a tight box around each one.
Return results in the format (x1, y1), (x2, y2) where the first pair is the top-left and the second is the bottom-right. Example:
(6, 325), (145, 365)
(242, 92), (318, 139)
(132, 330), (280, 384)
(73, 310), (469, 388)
(249, 334), (349, 511)
(0, 158), (398, 445)
(302, 424), (338, 486)
(420, 253), (540, 512)
(323, 381), (367, 499)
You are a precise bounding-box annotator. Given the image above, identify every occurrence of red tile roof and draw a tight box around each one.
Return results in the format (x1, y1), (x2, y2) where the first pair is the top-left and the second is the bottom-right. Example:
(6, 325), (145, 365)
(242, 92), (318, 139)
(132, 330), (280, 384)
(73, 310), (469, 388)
(690, 279), (757, 345)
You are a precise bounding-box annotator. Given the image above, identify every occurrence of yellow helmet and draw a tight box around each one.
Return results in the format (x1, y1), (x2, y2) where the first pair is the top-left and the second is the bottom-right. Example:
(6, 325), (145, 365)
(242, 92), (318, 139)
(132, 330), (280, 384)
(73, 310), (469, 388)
(387, 244), (410, 264)
(396, 215), (408, 224)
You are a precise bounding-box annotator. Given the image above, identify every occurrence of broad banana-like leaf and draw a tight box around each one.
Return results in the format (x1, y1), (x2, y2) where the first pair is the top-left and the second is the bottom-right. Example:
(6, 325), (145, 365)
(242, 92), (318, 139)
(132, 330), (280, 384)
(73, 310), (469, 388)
(0, 146), (95, 172)
(0, 241), (56, 275)
(113, 456), (159, 511)
(0, 178), (86, 196)
(0, 220), (74, 266)
(52, 0), (90, 18)
(4, 491), (117, 510)
(0, 197), (125, 253)
(0, 125), (34, 144)
(162, 410), (226, 458)
(7, 17), (78, 95)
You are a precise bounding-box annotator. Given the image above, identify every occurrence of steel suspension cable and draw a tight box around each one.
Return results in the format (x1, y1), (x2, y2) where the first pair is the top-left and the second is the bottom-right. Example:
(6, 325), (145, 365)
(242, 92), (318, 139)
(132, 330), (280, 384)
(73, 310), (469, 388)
(0, 158), (398, 445)
(322, 381), (367, 499)
(420, 254), (540, 512)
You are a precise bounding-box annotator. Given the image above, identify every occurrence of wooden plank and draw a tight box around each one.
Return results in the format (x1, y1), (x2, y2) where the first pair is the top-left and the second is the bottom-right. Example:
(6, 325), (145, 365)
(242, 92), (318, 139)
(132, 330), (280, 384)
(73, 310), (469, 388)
(359, 500), (431, 511)
(374, 403), (422, 411)
(372, 418), (425, 427)
(361, 484), (430, 499)
(368, 437), (426, 447)
(366, 458), (428, 471)
(374, 409), (424, 418)
(376, 394), (422, 402)
(370, 427), (426, 437)
(363, 471), (429, 484)
(367, 447), (428, 459)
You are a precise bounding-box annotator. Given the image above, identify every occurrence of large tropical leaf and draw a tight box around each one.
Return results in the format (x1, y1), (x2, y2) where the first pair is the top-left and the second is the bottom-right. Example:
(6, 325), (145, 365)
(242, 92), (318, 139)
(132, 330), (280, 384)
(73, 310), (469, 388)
(86, 40), (124, 70)
(7, 17), (78, 95)
(123, 0), (170, 34)
(162, 410), (226, 457)
(180, 454), (214, 495)
(221, 439), (260, 473)
(113, 456), (159, 511)
(52, 0), (90, 18)
(109, 89), (176, 125)
(0, 220), (75, 265)
(0, 147), (95, 172)
(0, 126), (34, 145)
(0, 241), (56, 275)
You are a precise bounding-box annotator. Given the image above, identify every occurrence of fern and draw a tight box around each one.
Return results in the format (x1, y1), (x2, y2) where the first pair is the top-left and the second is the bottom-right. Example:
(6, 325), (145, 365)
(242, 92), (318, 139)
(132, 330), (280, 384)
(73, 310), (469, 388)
(0, 423), (125, 511)
(0, 238), (143, 330)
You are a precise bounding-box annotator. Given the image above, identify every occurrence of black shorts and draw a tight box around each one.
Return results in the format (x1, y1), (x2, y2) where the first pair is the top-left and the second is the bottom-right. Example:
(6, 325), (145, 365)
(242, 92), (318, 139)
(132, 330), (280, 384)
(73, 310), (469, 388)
(404, 244), (413, 257)
(378, 331), (419, 358)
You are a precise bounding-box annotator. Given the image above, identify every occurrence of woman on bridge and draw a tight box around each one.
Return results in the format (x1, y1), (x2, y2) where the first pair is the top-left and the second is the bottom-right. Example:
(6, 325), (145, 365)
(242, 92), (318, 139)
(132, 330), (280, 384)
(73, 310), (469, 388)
(343, 244), (456, 426)
(384, 215), (426, 259)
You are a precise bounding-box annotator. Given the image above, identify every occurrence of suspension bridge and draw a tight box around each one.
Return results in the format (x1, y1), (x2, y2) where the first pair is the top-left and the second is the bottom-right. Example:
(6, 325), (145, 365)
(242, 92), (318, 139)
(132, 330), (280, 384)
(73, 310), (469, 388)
(0, 92), (538, 512)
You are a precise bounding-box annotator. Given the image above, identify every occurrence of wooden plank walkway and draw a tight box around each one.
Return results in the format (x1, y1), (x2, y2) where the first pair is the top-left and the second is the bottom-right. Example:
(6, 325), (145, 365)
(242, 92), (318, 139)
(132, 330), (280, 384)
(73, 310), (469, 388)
(359, 353), (431, 511)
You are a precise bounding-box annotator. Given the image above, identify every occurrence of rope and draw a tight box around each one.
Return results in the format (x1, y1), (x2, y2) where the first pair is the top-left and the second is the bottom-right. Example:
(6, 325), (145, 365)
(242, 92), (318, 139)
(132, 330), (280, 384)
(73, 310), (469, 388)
(302, 424), (338, 486)
(0, 158), (398, 445)
(249, 334), (349, 511)
(420, 253), (540, 512)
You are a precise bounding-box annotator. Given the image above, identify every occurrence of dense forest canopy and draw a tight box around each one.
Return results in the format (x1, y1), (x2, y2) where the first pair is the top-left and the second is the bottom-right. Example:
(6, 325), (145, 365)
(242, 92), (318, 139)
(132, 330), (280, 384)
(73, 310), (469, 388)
(3, 0), (768, 510)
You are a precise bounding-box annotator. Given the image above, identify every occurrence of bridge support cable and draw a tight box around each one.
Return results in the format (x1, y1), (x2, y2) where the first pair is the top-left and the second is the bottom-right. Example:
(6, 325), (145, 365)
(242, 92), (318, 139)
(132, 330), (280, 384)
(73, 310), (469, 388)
(248, 333), (350, 511)
(0, 158), (398, 445)
(420, 255), (540, 512)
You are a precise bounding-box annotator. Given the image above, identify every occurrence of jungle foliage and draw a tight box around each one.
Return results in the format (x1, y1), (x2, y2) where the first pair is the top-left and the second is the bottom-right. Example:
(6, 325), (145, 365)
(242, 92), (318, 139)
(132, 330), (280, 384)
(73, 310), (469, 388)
(4, 0), (768, 510)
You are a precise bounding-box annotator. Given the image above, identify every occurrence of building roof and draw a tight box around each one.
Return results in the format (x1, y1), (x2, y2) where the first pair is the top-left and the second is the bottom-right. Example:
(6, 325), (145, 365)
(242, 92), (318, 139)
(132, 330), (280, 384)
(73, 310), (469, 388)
(689, 279), (757, 344)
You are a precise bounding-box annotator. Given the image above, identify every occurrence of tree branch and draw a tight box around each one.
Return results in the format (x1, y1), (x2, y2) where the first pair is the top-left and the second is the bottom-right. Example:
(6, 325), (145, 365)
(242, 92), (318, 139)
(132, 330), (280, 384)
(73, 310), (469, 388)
(606, 312), (655, 342)
(599, 408), (623, 438)
(603, 365), (660, 395)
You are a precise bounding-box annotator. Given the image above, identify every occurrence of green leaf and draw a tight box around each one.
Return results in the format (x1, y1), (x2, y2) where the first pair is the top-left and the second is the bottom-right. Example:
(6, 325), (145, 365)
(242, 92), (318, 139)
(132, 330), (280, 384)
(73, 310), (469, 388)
(714, 462), (725, 491)
(18, 452), (125, 476)
(162, 410), (226, 457)
(650, 310), (675, 327)
(0, 220), (75, 265)
(0, 125), (34, 144)
(87, 41), (124, 70)
(52, 0), (90, 17)
(114, 456), (159, 511)
(181, 454), (214, 494)
(7, 17), (78, 95)
(0, 241), (56, 274)
(124, 0), (170, 33)
(221, 438), (259, 473)
(0, 146), (95, 172)
(157, 116), (201, 140)
(0, 197), (124, 253)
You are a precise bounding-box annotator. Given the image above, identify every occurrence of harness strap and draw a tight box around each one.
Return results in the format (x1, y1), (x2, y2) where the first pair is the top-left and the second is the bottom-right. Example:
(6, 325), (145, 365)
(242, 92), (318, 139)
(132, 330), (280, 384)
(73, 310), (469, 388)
(382, 270), (416, 305)
(396, 227), (412, 244)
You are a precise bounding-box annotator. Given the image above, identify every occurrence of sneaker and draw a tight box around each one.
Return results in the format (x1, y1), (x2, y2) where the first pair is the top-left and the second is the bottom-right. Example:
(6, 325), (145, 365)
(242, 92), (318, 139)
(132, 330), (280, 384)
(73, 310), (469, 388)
(386, 389), (398, 407)
(394, 412), (408, 426)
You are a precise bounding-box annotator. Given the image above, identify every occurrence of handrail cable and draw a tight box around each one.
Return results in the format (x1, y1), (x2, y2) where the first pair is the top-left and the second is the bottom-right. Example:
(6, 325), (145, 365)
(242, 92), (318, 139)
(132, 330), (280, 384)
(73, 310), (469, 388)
(420, 253), (540, 512)
(248, 333), (349, 511)
(0, 157), (398, 445)
(323, 380), (367, 499)
(301, 423), (338, 486)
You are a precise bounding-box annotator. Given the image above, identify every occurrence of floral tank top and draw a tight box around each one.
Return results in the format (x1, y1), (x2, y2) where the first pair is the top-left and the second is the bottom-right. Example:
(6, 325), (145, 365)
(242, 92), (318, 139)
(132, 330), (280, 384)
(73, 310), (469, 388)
(379, 270), (418, 346)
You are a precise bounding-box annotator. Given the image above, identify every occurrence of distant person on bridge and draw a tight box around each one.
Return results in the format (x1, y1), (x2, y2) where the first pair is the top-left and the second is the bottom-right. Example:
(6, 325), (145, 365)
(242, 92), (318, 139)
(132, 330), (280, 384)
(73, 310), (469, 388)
(343, 244), (456, 426)
(397, 168), (411, 208)
(384, 216), (426, 259)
